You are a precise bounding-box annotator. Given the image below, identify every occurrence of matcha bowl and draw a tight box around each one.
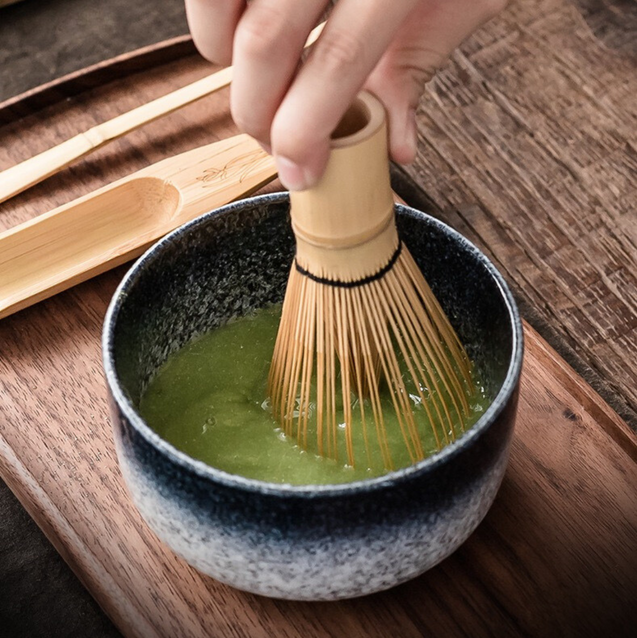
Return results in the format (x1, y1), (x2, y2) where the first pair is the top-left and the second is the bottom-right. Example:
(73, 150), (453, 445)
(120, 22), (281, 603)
(102, 192), (523, 600)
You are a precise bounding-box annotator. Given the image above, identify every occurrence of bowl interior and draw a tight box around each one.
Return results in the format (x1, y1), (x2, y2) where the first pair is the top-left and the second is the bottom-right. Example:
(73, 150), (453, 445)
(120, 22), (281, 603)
(109, 194), (518, 455)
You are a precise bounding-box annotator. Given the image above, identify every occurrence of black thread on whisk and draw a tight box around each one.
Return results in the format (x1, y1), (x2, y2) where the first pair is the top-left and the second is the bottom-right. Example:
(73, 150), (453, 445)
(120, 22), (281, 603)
(294, 241), (403, 288)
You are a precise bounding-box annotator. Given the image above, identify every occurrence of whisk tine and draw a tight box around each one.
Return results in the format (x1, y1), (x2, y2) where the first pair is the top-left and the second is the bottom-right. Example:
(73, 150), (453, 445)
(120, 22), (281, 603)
(298, 278), (316, 449)
(281, 275), (303, 433)
(395, 258), (470, 424)
(344, 290), (372, 469)
(377, 268), (444, 448)
(403, 252), (473, 390)
(363, 280), (422, 464)
(315, 280), (326, 457)
(335, 288), (354, 465)
(268, 91), (474, 471)
(268, 269), (294, 414)
(351, 286), (393, 470)
(325, 285), (337, 460)
(390, 264), (458, 442)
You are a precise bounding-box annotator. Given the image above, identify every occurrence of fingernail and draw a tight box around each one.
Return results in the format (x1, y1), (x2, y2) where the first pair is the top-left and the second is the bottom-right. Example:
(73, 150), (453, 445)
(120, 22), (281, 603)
(258, 142), (272, 155)
(276, 156), (312, 191)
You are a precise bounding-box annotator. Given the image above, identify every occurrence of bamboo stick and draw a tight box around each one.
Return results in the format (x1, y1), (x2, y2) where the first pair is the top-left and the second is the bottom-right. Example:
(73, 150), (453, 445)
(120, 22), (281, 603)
(0, 22), (324, 205)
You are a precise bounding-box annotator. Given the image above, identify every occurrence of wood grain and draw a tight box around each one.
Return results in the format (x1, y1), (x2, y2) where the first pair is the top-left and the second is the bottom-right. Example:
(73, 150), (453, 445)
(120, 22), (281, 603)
(1, 307), (635, 637)
(402, 0), (637, 428)
(0, 4), (635, 636)
(0, 135), (275, 318)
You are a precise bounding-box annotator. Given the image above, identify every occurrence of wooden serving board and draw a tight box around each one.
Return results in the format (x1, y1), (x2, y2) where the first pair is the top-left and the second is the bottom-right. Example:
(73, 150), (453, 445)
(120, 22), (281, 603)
(1, 38), (636, 638)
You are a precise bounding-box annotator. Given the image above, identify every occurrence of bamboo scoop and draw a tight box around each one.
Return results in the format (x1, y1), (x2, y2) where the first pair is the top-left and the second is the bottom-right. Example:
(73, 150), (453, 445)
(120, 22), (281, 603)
(0, 134), (276, 319)
(0, 22), (324, 205)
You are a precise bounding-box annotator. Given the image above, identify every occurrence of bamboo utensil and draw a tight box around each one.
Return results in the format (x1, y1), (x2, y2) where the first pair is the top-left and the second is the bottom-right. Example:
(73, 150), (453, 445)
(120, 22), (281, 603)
(0, 134), (276, 320)
(268, 92), (473, 470)
(0, 22), (324, 205)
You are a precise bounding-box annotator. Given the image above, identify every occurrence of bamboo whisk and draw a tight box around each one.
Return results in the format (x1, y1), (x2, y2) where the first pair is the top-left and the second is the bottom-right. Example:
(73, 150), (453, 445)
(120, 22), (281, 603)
(268, 92), (473, 470)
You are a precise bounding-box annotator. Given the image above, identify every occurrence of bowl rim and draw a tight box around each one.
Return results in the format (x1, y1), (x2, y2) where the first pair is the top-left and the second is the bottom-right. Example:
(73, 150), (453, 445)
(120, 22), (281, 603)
(102, 192), (524, 497)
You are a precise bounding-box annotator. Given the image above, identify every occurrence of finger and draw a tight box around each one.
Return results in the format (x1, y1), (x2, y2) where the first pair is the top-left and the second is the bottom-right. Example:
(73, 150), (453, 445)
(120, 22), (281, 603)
(270, 0), (419, 190)
(367, 0), (509, 164)
(230, 0), (328, 146)
(185, 0), (246, 66)
(364, 45), (440, 165)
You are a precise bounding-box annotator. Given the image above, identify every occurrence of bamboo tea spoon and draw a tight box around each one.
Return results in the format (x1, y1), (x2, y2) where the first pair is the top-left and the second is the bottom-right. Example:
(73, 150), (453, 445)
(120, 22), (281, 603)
(0, 134), (277, 320)
(0, 22), (324, 205)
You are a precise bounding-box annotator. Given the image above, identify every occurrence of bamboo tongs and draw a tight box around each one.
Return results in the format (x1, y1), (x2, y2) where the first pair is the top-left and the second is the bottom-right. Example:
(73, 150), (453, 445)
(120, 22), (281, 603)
(0, 23), (324, 205)
(0, 135), (277, 320)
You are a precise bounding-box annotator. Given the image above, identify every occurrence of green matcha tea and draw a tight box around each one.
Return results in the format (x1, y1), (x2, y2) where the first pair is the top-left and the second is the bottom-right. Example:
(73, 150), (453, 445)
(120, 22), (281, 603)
(139, 305), (490, 485)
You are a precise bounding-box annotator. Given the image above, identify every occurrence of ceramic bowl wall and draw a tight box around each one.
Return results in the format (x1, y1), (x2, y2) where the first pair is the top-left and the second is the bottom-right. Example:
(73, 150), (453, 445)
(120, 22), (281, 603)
(103, 193), (523, 600)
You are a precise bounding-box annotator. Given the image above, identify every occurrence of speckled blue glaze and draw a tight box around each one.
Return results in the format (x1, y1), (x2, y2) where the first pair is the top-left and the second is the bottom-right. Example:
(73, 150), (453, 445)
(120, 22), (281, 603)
(102, 192), (523, 600)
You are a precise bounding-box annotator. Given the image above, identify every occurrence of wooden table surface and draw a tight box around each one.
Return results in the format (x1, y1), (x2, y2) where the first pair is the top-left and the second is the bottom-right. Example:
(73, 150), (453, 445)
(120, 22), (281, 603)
(0, 0), (635, 636)
(401, 0), (637, 430)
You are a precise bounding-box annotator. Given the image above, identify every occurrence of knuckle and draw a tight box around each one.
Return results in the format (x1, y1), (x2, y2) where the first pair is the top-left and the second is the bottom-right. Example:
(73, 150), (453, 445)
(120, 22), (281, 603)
(390, 47), (445, 88)
(312, 30), (366, 74)
(235, 4), (287, 58)
(404, 64), (437, 92)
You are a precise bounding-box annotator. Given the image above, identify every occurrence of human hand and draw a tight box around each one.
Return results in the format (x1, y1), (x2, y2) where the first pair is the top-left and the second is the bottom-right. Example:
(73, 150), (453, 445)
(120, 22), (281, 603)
(185, 0), (508, 190)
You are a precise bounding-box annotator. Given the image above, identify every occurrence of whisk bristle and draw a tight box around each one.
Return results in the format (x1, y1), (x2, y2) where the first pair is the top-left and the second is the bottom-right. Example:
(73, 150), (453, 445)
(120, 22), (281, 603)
(268, 239), (473, 470)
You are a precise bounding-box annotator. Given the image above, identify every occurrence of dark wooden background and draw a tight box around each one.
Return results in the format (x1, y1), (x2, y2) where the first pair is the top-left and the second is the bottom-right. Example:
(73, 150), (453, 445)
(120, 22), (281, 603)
(0, 0), (635, 636)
